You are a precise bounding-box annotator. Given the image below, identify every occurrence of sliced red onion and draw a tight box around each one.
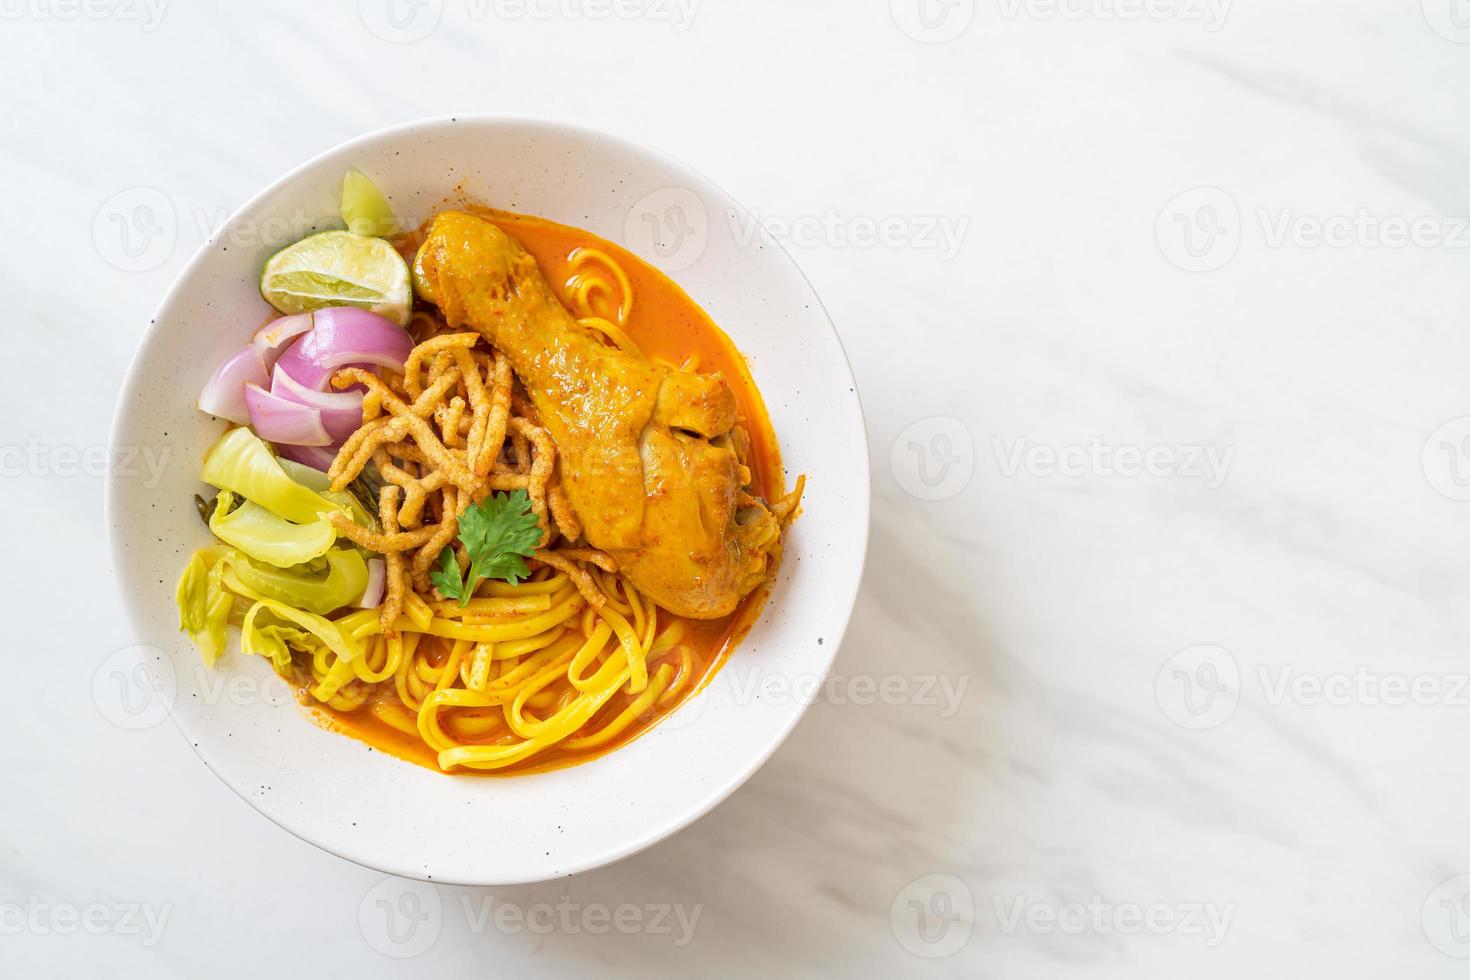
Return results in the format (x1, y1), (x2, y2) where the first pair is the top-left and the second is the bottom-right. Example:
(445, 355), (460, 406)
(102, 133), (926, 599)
(275, 442), (340, 472)
(274, 307), (413, 391)
(274, 345), (378, 393)
(273, 340), (334, 391)
(270, 365), (365, 442)
(355, 558), (386, 609)
(244, 383), (331, 446)
(312, 307), (415, 369)
(250, 313), (314, 371)
(198, 344), (268, 424)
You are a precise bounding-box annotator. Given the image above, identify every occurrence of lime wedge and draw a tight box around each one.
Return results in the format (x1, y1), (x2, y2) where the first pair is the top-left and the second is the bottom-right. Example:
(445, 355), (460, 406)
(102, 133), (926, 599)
(341, 170), (399, 237)
(260, 231), (411, 326)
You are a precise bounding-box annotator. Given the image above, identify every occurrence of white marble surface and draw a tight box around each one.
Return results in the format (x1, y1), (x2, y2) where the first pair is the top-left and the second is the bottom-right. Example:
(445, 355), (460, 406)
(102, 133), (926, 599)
(5, 1), (1470, 976)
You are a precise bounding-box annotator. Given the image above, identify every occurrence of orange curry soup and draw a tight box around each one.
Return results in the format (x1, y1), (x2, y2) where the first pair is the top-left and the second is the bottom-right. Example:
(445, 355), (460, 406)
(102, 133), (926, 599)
(300, 207), (787, 774)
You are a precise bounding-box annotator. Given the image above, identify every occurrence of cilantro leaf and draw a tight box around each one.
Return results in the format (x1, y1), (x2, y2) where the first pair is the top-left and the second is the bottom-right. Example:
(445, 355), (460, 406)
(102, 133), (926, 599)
(429, 549), (469, 604)
(431, 490), (544, 605)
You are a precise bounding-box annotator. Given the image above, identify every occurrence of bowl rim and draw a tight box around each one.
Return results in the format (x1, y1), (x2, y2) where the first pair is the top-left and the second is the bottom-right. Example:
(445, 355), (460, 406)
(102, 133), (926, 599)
(106, 113), (871, 883)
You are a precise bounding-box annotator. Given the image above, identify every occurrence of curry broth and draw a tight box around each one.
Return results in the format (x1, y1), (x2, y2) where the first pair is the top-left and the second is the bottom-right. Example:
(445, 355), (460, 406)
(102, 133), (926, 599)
(302, 208), (785, 775)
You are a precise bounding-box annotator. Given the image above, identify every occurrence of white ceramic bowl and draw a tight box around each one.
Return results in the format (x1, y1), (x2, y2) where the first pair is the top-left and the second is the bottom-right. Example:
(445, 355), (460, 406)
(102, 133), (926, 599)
(107, 116), (868, 885)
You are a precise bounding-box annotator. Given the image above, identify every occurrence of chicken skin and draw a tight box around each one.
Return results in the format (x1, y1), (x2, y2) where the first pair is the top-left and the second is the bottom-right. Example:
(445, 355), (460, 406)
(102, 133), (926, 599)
(412, 210), (784, 619)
